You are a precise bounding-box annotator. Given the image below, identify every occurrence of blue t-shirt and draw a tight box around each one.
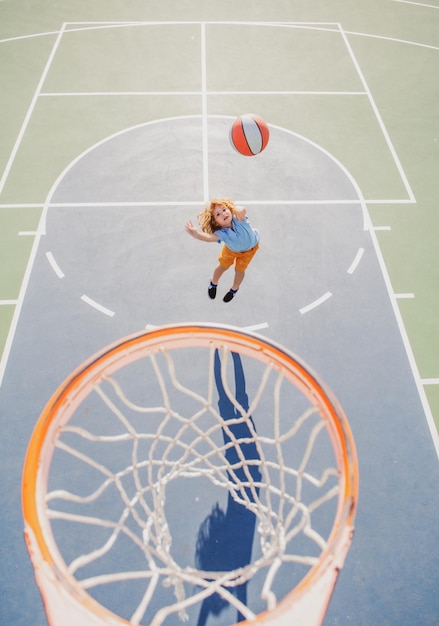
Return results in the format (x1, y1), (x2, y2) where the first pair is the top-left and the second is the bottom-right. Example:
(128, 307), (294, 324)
(215, 216), (259, 252)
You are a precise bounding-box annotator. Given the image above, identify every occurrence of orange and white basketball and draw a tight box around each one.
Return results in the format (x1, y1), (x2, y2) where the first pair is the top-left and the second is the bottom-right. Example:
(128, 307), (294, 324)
(230, 114), (270, 156)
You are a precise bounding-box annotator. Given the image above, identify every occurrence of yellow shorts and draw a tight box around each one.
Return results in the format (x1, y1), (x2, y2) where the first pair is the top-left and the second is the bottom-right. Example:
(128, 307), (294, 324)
(218, 243), (259, 272)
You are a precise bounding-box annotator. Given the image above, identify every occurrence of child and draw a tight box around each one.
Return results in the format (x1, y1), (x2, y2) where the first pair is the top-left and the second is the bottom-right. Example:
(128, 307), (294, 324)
(184, 198), (259, 302)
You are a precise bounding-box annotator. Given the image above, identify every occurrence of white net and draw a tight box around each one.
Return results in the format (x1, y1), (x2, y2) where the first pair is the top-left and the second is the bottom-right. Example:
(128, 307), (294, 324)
(27, 327), (356, 626)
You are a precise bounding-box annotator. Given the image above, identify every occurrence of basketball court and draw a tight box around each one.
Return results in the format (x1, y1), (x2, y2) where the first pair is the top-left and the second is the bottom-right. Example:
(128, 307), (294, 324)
(1, 3), (438, 625)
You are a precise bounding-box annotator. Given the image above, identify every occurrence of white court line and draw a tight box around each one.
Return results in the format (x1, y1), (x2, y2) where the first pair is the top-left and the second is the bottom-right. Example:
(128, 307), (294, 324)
(365, 199), (414, 204)
(393, 0), (439, 8)
(201, 23), (209, 202)
(64, 20), (340, 27)
(300, 292), (332, 315)
(18, 231), (37, 236)
(0, 228), (46, 387)
(367, 225), (439, 458)
(344, 29), (439, 51)
(0, 300), (18, 305)
(145, 322), (269, 331)
(338, 24), (416, 203)
(0, 30), (61, 44)
(2, 21), (438, 52)
(372, 226), (392, 231)
(44, 201), (201, 208)
(39, 90), (367, 96)
(395, 293), (415, 299)
(207, 90), (367, 96)
(46, 252), (65, 278)
(0, 26), (69, 388)
(80, 295), (115, 317)
(347, 248), (365, 275)
(243, 323), (269, 332)
(35, 198), (413, 207)
(422, 378), (439, 385)
(40, 91), (202, 96)
(0, 204), (43, 208)
(0, 24), (66, 195)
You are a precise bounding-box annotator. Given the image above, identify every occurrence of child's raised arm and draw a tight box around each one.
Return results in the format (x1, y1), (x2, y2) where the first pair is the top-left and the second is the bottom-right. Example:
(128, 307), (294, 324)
(184, 220), (219, 242)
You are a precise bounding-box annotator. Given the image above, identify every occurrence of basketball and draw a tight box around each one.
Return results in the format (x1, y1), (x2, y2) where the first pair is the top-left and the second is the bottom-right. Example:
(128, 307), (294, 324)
(230, 113), (270, 156)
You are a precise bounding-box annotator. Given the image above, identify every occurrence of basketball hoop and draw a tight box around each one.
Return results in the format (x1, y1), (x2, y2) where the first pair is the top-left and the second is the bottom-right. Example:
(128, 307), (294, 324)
(22, 323), (358, 626)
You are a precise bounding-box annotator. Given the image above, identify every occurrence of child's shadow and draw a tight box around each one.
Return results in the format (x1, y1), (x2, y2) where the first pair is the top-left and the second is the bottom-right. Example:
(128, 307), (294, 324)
(195, 350), (262, 625)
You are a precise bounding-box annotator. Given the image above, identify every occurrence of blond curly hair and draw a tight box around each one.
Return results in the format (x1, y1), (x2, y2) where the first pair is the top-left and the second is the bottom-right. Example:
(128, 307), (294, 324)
(197, 198), (237, 234)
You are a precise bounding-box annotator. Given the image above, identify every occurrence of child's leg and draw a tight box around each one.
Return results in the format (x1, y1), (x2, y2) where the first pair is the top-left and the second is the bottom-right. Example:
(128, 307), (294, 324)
(231, 269), (245, 291)
(212, 263), (228, 285)
(208, 263), (228, 299)
(223, 269), (244, 302)
(223, 244), (258, 302)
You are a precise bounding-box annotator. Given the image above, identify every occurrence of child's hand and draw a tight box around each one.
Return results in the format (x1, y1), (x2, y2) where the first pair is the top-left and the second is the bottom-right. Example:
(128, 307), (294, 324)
(184, 220), (198, 237)
(184, 220), (219, 242)
(234, 206), (246, 221)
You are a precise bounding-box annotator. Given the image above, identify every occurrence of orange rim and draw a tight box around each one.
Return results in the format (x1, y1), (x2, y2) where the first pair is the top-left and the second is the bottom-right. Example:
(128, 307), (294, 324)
(22, 323), (359, 624)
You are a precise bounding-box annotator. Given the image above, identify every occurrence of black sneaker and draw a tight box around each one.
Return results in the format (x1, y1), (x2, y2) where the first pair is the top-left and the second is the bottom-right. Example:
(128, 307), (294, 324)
(223, 290), (235, 303)
(208, 284), (217, 299)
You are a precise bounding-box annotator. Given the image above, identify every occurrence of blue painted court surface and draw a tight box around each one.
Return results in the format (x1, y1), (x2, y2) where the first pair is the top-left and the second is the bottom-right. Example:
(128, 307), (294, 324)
(1, 6), (438, 626)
